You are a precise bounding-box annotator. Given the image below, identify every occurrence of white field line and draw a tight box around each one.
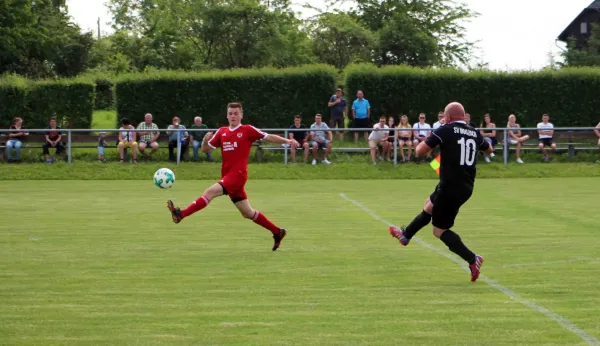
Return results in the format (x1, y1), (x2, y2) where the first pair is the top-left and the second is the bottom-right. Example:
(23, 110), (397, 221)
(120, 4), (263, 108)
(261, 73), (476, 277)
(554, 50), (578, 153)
(339, 193), (600, 346)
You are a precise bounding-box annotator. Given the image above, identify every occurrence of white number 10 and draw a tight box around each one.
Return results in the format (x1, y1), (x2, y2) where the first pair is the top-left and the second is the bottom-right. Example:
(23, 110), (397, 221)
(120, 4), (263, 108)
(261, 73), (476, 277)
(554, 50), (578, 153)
(458, 138), (477, 166)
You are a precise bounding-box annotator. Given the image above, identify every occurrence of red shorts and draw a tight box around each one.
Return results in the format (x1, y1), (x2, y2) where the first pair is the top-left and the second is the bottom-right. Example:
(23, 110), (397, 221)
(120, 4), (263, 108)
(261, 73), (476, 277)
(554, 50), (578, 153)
(218, 170), (248, 203)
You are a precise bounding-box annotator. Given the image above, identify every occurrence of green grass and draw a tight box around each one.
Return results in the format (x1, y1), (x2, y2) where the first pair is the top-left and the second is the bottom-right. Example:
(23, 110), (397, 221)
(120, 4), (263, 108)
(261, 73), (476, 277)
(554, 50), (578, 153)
(0, 179), (599, 345)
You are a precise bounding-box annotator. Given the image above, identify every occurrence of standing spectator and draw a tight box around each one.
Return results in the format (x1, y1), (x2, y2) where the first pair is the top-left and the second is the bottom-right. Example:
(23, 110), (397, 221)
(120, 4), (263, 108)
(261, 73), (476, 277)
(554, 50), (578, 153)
(97, 132), (106, 162)
(433, 112), (445, 130)
(594, 121), (600, 149)
(351, 90), (371, 143)
(288, 115), (310, 163)
(190, 116), (212, 162)
(6, 117), (28, 163)
(397, 115), (413, 162)
(43, 117), (65, 164)
(465, 113), (477, 128)
(368, 116), (390, 165)
(310, 114), (332, 165)
(328, 88), (347, 141)
(537, 113), (556, 162)
(137, 113), (160, 159)
(480, 114), (497, 162)
(167, 116), (189, 162)
(507, 114), (529, 164)
(117, 118), (138, 163)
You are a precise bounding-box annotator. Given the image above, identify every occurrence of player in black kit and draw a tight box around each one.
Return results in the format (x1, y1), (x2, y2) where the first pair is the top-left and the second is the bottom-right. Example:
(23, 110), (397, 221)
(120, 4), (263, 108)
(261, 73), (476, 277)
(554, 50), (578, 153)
(389, 102), (493, 282)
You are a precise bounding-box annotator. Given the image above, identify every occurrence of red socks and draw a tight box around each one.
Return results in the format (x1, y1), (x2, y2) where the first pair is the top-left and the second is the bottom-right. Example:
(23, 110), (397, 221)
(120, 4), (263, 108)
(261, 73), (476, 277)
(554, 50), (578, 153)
(252, 211), (280, 235)
(181, 196), (210, 218)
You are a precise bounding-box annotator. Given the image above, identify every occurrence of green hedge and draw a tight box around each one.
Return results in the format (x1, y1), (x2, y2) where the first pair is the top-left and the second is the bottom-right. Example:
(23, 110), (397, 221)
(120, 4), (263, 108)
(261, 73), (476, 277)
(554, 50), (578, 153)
(114, 65), (337, 129)
(345, 64), (600, 127)
(93, 77), (114, 110)
(0, 76), (95, 130)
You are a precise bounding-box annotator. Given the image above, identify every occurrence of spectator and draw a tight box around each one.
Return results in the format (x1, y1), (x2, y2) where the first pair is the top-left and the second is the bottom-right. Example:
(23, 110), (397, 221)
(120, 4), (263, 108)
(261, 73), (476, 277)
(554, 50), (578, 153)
(351, 90), (371, 143)
(43, 117), (65, 164)
(137, 113), (160, 159)
(384, 116), (396, 161)
(167, 116), (189, 162)
(507, 114), (529, 164)
(595, 121), (600, 149)
(433, 112), (445, 130)
(118, 118), (138, 163)
(465, 113), (477, 128)
(190, 116), (212, 162)
(537, 113), (556, 162)
(328, 88), (347, 141)
(412, 113), (431, 146)
(288, 115), (310, 163)
(480, 114), (497, 162)
(397, 115), (413, 162)
(368, 116), (390, 165)
(97, 132), (106, 162)
(6, 117), (28, 163)
(310, 114), (332, 165)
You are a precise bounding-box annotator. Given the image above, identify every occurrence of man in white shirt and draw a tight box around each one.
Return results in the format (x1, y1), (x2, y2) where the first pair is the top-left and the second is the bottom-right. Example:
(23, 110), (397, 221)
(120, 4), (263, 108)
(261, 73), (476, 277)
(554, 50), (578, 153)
(368, 116), (390, 165)
(537, 113), (556, 162)
(432, 112), (445, 130)
(310, 114), (333, 165)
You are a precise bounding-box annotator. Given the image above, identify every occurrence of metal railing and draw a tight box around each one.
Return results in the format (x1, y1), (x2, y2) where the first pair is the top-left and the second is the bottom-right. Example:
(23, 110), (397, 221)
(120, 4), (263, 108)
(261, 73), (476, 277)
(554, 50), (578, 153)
(1, 127), (599, 166)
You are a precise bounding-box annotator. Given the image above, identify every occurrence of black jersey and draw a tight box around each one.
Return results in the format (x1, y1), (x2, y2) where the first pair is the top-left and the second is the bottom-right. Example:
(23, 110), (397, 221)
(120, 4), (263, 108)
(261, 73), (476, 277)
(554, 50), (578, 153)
(425, 121), (489, 190)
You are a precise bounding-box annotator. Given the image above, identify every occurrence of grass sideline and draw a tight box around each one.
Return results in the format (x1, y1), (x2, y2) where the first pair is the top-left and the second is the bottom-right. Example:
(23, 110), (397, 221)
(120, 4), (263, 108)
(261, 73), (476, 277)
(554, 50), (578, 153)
(1, 161), (599, 180)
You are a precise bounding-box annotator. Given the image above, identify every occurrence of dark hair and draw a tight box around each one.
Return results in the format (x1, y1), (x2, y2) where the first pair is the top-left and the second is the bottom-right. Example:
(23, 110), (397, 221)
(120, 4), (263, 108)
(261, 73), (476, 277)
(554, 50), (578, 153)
(121, 118), (131, 125)
(227, 102), (243, 110)
(315, 113), (322, 118)
(294, 115), (302, 120)
(50, 117), (57, 122)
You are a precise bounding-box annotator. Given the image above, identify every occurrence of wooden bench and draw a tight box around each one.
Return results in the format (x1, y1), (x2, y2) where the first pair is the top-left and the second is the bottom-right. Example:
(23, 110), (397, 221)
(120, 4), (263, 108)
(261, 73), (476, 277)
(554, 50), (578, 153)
(495, 130), (598, 160)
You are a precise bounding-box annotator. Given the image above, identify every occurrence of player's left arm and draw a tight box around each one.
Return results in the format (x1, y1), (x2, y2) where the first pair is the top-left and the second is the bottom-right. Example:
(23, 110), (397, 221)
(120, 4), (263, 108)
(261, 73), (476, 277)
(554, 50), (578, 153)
(416, 129), (442, 156)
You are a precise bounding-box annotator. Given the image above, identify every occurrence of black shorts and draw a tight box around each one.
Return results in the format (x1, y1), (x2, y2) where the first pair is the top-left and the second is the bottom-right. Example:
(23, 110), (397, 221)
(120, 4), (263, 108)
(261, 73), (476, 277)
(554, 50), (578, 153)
(430, 184), (473, 230)
(399, 137), (411, 142)
(330, 116), (344, 129)
(353, 118), (370, 130)
(539, 138), (553, 147)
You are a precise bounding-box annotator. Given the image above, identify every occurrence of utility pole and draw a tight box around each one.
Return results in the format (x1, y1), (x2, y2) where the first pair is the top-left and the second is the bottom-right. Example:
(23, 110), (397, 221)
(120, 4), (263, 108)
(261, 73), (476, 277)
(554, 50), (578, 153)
(97, 17), (101, 39)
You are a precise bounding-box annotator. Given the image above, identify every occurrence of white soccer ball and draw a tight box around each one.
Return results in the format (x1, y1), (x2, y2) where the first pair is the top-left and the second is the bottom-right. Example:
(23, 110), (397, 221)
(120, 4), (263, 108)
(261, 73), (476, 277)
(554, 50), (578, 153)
(154, 168), (175, 189)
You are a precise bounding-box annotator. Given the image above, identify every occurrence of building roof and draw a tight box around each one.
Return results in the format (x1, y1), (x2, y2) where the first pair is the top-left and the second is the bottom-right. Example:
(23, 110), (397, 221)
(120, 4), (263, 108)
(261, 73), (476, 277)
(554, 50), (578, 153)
(558, 1), (600, 42)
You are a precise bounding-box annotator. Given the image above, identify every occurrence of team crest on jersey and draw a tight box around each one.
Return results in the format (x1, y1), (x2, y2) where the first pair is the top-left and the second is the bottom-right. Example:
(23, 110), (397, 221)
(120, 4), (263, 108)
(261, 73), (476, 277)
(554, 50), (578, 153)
(237, 133), (243, 138)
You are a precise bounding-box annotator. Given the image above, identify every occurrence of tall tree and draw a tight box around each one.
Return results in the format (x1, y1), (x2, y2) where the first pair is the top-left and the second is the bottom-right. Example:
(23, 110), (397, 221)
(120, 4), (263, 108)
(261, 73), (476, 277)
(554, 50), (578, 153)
(560, 23), (600, 67)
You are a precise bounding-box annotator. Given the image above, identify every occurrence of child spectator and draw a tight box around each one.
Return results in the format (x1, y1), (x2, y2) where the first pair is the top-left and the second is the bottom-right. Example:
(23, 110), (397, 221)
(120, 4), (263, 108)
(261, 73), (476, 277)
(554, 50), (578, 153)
(98, 132), (106, 162)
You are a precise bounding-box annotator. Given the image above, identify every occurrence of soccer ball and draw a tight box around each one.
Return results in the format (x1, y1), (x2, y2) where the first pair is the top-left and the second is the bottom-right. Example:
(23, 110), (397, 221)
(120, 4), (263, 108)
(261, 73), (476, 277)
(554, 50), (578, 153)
(154, 168), (175, 189)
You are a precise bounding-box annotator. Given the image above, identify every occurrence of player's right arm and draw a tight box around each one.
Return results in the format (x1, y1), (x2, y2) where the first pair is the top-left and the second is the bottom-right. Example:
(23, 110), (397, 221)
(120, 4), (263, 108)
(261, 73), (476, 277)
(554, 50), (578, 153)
(202, 128), (221, 153)
(417, 127), (443, 156)
(477, 132), (493, 154)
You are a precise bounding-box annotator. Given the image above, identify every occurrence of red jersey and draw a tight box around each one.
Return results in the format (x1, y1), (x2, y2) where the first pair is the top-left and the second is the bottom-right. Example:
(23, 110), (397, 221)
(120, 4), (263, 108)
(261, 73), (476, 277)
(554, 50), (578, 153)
(208, 124), (268, 176)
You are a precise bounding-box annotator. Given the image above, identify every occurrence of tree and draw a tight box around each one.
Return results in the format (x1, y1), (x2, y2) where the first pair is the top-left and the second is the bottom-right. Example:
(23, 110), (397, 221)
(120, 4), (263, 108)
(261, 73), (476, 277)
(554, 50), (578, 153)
(560, 23), (600, 67)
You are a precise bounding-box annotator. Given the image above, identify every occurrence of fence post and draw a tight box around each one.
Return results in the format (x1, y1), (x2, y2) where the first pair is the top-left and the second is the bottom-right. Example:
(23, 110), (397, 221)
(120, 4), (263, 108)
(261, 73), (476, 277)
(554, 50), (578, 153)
(284, 129), (288, 165)
(67, 130), (72, 164)
(176, 129), (181, 166)
(503, 129), (508, 167)
(393, 128), (398, 167)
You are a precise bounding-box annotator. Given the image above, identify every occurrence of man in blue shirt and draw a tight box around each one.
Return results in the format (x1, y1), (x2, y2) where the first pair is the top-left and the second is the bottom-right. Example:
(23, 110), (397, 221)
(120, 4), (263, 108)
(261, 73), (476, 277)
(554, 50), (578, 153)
(351, 90), (371, 143)
(328, 88), (347, 141)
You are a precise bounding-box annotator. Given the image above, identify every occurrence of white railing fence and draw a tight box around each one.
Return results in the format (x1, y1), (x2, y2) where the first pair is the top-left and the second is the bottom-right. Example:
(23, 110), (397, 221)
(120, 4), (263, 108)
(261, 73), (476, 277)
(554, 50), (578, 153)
(1, 127), (598, 166)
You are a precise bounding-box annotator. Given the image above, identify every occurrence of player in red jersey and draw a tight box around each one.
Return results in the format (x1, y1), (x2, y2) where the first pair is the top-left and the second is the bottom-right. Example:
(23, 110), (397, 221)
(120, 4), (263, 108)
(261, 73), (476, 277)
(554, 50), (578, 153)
(166, 102), (299, 251)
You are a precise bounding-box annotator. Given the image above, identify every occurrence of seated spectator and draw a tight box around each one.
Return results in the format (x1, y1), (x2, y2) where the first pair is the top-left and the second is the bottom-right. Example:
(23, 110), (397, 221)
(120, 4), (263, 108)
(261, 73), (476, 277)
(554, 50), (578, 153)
(465, 113), (477, 128)
(480, 113), (497, 162)
(384, 116), (396, 161)
(595, 121), (600, 149)
(507, 114), (529, 164)
(137, 113), (160, 159)
(43, 117), (65, 164)
(397, 115), (413, 162)
(432, 112), (445, 130)
(118, 118), (138, 163)
(97, 132), (106, 162)
(6, 117), (28, 163)
(368, 116), (390, 165)
(288, 115), (310, 163)
(167, 116), (189, 162)
(412, 113), (431, 159)
(537, 113), (556, 162)
(190, 116), (212, 162)
(310, 114), (332, 165)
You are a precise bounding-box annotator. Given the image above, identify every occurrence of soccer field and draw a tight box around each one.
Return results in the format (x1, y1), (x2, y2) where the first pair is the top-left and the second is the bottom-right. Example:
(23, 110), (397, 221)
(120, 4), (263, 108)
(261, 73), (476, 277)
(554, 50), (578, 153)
(1, 178), (599, 345)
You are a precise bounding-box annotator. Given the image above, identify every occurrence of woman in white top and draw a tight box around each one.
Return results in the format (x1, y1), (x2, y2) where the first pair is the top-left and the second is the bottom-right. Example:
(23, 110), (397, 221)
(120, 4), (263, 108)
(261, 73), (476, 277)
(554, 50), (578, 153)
(507, 114), (529, 164)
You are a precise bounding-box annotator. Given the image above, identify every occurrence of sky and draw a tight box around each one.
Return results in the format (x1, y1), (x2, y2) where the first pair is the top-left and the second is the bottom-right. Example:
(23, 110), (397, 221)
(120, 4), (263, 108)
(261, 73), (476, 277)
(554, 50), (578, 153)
(65, 0), (594, 71)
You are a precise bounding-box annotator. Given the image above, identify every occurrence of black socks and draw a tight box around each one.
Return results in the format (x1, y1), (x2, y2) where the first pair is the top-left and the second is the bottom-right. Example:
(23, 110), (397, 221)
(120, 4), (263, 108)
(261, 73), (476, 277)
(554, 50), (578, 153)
(440, 230), (476, 264)
(404, 210), (431, 239)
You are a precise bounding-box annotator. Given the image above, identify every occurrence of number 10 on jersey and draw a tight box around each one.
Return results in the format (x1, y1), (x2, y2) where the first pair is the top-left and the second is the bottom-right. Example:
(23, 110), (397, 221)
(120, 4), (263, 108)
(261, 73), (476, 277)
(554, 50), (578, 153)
(458, 138), (477, 166)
